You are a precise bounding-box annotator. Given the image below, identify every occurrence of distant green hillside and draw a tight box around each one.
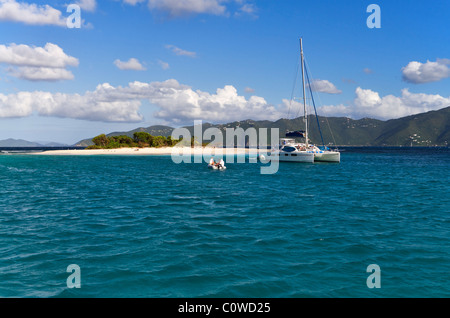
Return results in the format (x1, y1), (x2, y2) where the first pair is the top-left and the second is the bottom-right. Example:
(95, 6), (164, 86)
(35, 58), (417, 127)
(374, 107), (450, 146)
(75, 106), (450, 147)
(75, 125), (174, 147)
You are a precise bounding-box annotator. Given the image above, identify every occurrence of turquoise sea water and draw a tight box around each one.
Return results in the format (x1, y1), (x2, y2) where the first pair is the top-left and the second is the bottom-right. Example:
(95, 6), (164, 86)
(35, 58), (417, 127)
(0, 148), (449, 298)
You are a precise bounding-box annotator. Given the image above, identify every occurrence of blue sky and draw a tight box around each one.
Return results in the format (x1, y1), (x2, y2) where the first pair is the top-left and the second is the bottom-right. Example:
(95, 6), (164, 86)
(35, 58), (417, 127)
(0, 0), (449, 144)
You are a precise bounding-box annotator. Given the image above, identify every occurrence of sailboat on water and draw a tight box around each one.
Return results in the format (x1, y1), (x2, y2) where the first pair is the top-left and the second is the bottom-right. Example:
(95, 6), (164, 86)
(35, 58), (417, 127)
(271, 38), (340, 163)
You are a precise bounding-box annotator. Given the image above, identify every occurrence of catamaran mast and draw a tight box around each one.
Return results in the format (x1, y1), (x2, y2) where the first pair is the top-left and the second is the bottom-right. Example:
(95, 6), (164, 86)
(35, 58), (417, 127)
(300, 37), (308, 147)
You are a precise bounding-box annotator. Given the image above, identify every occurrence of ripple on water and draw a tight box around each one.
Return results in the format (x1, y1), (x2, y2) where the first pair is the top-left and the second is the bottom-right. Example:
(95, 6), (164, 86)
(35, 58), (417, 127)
(0, 151), (449, 297)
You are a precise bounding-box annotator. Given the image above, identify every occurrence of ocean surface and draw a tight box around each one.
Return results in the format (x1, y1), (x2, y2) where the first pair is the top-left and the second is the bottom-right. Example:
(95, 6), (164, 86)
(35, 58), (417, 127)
(0, 147), (449, 298)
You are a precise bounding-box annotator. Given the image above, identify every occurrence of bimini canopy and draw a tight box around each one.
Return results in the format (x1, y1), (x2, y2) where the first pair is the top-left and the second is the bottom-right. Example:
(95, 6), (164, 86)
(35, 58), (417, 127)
(286, 130), (305, 138)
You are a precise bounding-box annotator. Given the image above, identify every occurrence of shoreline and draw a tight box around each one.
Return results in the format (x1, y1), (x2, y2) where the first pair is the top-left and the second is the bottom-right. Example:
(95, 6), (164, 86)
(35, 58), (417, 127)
(30, 147), (268, 156)
(14, 145), (449, 156)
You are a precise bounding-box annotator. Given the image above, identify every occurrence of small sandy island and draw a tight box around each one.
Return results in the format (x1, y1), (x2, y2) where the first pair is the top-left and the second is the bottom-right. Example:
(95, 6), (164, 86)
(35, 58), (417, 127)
(31, 147), (267, 156)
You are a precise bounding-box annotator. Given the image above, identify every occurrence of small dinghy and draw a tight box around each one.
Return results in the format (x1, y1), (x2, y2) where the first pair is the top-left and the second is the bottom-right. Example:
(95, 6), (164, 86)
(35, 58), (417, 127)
(208, 164), (226, 170)
(208, 158), (226, 170)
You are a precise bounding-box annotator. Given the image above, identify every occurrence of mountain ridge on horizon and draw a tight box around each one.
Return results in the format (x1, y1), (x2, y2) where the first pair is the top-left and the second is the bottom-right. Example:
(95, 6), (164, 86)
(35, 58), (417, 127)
(0, 138), (69, 148)
(73, 106), (450, 147)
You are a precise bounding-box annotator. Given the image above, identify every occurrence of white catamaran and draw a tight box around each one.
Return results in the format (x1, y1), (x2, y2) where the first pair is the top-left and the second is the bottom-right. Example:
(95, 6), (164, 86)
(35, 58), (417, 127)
(271, 38), (340, 163)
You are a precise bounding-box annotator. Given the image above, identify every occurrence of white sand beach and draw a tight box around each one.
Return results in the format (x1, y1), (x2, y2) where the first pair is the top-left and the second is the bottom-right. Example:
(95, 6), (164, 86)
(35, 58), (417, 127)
(31, 147), (266, 156)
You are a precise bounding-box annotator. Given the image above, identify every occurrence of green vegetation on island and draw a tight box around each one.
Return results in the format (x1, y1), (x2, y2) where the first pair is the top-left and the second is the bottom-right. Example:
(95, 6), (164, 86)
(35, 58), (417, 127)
(87, 132), (181, 149)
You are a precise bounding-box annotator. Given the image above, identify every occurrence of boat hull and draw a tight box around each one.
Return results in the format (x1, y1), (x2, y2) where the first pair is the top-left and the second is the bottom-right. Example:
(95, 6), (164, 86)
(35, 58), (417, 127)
(314, 151), (340, 163)
(208, 164), (226, 170)
(270, 152), (314, 163)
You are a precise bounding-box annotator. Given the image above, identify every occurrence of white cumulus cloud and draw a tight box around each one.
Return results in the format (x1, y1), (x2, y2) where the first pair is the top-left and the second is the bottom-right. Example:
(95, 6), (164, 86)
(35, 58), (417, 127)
(0, 79), (283, 124)
(0, 43), (79, 68)
(8, 66), (75, 81)
(76, 0), (97, 12)
(114, 58), (146, 71)
(402, 59), (450, 84)
(0, 0), (66, 26)
(0, 87), (143, 122)
(0, 43), (78, 81)
(150, 83), (280, 123)
(318, 87), (450, 120)
(308, 79), (342, 94)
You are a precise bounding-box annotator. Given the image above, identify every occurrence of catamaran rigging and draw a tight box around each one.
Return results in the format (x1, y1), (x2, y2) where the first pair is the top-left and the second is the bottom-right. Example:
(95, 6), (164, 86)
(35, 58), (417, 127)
(273, 38), (340, 163)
